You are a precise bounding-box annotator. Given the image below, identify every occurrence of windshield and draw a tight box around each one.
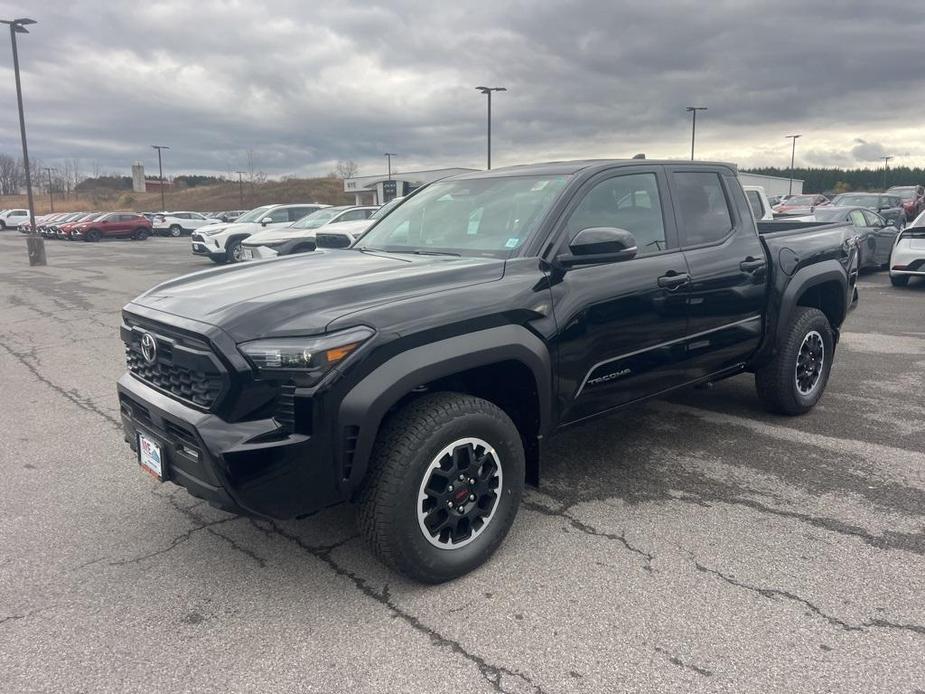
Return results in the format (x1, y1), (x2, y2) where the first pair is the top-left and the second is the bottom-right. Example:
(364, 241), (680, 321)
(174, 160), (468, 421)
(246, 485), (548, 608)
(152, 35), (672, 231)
(810, 208), (846, 221)
(888, 187), (915, 201)
(355, 175), (570, 258)
(234, 205), (274, 223)
(834, 194), (878, 207)
(292, 208), (345, 229)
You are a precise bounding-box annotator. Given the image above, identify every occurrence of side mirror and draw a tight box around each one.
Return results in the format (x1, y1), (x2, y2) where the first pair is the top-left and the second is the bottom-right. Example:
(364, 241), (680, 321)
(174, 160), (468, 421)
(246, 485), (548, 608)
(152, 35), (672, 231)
(260, 216), (273, 226)
(559, 227), (637, 267)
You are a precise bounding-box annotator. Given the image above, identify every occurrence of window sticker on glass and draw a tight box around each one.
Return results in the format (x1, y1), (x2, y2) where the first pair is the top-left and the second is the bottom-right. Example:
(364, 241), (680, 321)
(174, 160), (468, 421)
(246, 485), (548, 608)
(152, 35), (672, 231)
(505, 237), (520, 248)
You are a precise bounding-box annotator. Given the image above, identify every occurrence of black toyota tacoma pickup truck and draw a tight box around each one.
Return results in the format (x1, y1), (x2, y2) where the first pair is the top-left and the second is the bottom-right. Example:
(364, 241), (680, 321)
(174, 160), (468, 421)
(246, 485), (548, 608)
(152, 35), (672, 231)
(118, 160), (859, 582)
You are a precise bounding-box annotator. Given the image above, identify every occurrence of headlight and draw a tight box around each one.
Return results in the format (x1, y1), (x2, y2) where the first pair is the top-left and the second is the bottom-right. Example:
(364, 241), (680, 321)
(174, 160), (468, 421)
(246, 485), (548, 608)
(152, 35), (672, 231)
(238, 327), (374, 382)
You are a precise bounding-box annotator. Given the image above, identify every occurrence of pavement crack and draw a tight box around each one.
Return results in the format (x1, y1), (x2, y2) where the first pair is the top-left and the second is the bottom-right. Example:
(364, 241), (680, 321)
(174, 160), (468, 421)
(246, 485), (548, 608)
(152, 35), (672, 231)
(522, 500), (654, 571)
(0, 605), (57, 628)
(0, 337), (121, 429)
(260, 520), (548, 694)
(653, 646), (713, 677)
(108, 517), (237, 566)
(694, 560), (924, 638)
(205, 527), (267, 567)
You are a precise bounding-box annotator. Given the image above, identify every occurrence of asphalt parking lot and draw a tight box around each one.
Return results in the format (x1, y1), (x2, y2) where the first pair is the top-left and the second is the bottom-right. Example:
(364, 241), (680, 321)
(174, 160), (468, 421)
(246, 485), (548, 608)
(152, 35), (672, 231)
(1, 233), (923, 693)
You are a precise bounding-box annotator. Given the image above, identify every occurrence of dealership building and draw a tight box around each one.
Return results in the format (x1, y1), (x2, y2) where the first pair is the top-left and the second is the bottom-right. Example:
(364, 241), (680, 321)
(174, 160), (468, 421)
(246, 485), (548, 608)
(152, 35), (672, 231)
(344, 168), (478, 205)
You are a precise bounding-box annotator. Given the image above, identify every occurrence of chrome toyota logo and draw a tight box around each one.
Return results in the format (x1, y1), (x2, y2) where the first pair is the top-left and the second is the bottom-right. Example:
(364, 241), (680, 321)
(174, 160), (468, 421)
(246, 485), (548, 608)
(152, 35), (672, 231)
(140, 333), (158, 365)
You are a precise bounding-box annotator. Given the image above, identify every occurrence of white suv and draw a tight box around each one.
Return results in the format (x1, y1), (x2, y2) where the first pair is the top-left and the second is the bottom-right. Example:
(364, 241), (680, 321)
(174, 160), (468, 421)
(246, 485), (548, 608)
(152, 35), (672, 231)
(889, 209), (925, 287)
(190, 203), (329, 264)
(0, 208), (29, 230)
(153, 211), (221, 237)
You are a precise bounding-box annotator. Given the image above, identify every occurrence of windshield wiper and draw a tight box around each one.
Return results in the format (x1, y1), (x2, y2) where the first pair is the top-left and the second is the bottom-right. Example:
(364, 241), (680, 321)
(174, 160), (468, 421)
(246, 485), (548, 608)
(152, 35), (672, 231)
(405, 249), (461, 257)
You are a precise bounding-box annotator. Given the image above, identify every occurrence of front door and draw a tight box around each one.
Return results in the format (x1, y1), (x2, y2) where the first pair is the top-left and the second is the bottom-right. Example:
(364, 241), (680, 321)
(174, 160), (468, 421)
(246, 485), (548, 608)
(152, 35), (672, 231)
(549, 169), (691, 424)
(666, 168), (766, 379)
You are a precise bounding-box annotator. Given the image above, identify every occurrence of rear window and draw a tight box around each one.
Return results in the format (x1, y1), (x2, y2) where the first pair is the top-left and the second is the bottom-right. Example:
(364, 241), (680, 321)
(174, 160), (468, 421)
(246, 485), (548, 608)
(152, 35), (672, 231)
(672, 172), (734, 246)
(745, 190), (764, 219)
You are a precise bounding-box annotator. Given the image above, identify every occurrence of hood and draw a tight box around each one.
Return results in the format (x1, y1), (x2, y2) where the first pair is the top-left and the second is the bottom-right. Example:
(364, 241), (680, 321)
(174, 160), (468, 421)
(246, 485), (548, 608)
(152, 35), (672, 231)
(323, 219), (375, 236)
(130, 249), (505, 341)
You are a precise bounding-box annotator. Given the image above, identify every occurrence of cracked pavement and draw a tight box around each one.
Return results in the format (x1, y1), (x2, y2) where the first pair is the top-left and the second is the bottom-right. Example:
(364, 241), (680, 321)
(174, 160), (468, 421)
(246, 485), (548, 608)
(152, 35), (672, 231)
(0, 234), (923, 693)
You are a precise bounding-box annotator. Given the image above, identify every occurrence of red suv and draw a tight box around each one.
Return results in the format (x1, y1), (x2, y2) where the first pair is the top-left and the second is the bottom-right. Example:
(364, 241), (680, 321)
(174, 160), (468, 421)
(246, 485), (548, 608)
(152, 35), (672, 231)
(71, 212), (153, 241)
(886, 185), (925, 223)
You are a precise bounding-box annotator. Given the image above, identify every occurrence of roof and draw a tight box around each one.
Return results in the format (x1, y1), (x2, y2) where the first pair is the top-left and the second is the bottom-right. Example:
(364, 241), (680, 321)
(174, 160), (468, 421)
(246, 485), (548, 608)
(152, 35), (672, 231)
(451, 159), (739, 180)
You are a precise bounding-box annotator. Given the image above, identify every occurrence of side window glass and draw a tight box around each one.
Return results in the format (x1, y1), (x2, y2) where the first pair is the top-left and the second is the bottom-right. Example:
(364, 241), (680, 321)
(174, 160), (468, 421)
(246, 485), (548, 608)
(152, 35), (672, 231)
(268, 208), (292, 223)
(288, 206), (316, 221)
(861, 210), (881, 227)
(745, 190), (763, 219)
(565, 173), (667, 255)
(848, 210), (866, 227)
(672, 172), (734, 246)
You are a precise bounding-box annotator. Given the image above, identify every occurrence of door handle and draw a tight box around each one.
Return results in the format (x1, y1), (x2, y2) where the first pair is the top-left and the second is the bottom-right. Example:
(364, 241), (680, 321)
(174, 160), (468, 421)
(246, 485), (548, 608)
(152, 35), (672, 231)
(739, 257), (767, 272)
(657, 272), (690, 290)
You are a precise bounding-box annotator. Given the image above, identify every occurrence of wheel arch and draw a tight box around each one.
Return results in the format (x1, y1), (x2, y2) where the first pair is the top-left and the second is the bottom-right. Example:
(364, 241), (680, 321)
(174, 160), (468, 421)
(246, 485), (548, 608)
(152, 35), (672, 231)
(778, 260), (849, 344)
(339, 325), (553, 496)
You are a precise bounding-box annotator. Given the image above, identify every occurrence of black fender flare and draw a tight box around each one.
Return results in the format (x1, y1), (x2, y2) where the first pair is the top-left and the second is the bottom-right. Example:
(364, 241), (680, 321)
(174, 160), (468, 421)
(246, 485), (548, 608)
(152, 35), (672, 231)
(337, 325), (553, 493)
(777, 259), (849, 344)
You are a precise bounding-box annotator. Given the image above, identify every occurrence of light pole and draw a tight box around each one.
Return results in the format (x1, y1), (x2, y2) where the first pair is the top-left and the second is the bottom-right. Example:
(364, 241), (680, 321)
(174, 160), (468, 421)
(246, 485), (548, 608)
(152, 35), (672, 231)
(2, 17), (42, 265)
(234, 170), (246, 207)
(685, 106), (707, 160)
(383, 153), (397, 203)
(151, 144), (169, 211)
(43, 166), (54, 211)
(785, 135), (801, 195)
(476, 86), (506, 170)
(881, 155), (893, 190)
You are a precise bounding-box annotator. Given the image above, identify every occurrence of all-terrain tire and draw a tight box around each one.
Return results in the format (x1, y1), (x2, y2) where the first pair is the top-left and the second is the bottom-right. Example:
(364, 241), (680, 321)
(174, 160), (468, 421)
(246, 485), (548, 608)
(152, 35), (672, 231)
(755, 307), (833, 415)
(357, 392), (525, 583)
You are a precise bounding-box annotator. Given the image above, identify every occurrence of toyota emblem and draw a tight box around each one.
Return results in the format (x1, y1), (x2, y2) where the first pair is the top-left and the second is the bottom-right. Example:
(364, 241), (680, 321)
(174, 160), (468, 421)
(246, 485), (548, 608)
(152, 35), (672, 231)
(140, 333), (158, 365)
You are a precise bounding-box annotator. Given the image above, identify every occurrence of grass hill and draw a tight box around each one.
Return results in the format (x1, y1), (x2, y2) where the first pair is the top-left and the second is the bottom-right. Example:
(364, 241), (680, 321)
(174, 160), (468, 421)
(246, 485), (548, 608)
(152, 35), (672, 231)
(0, 177), (353, 215)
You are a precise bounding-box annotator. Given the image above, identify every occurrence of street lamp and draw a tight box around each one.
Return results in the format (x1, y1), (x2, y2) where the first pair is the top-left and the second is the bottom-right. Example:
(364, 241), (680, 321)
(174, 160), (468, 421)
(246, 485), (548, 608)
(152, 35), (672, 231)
(151, 144), (169, 211)
(881, 155), (893, 190)
(476, 86), (506, 170)
(685, 106), (707, 160)
(2, 17), (42, 265)
(234, 170), (246, 207)
(785, 135), (801, 195)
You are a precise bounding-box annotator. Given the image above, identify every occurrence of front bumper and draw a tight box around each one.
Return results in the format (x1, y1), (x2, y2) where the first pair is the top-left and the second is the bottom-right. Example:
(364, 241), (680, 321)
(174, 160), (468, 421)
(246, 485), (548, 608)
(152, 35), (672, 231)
(190, 232), (226, 258)
(117, 373), (343, 519)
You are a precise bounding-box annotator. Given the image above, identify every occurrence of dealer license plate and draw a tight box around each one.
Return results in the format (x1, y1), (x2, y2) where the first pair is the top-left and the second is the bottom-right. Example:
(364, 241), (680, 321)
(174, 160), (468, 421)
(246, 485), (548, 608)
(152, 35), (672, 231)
(138, 432), (164, 481)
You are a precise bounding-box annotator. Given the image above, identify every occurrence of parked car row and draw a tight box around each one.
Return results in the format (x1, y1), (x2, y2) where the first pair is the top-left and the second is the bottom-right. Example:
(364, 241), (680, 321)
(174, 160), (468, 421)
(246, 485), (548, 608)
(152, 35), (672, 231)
(11, 210), (154, 241)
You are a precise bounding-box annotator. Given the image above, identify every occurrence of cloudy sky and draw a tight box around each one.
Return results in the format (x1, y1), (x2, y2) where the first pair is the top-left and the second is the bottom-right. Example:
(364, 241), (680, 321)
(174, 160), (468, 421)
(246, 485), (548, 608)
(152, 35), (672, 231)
(1, 0), (924, 180)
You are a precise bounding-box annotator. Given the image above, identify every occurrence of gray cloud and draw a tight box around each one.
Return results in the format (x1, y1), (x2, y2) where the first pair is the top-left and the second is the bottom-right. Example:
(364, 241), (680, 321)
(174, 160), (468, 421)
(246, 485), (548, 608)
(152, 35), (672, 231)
(0, 0), (923, 178)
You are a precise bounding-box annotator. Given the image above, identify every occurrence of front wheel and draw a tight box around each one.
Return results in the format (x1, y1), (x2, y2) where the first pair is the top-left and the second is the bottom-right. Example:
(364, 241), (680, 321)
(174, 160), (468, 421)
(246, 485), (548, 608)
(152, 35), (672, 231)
(85, 229), (101, 242)
(226, 239), (244, 263)
(755, 307), (834, 416)
(358, 392), (525, 583)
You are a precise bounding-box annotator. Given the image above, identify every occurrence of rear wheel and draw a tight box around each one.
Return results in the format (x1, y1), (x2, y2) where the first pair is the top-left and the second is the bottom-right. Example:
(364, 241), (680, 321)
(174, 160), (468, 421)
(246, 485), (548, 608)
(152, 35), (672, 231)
(0, 221), (6, 229)
(358, 392), (524, 583)
(85, 229), (101, 242)
(755, 307), (833, 416)
(890, 274), (910, 287)
(169, 224), (183, 237)
(132, 227), (149, 240)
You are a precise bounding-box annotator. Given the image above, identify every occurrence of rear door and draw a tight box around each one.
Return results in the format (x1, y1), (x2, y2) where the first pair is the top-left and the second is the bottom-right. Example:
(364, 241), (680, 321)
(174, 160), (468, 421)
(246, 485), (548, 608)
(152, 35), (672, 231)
(861, 209), (897, 264)
(667, 167), (767, 379)
(549, 167), (691, 423)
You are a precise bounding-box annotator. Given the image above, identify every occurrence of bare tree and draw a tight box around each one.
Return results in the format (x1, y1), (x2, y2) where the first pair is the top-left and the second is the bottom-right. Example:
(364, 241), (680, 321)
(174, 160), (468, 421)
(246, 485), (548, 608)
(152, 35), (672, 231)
(0, 154), (20, 195)
(333, 160), (358, 179)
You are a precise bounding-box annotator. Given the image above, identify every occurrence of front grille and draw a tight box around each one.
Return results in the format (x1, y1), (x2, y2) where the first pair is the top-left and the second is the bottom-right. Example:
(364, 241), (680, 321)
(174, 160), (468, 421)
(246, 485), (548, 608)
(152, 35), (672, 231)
(122, 316), (228, 411)
(126, 348), (223, 408)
